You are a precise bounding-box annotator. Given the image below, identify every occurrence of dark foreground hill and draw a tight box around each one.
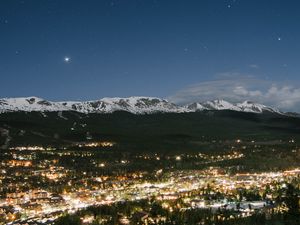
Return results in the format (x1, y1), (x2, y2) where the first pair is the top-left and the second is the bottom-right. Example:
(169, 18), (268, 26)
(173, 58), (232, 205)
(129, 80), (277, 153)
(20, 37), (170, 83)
(0, 110), (300, 151)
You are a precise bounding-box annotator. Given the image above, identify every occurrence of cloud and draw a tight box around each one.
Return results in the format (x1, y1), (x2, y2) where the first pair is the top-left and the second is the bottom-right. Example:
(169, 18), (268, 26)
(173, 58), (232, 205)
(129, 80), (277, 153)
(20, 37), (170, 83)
(233, 86), (263, 97)
(168, 73), (300, 112)
(249, 64), (259, 69)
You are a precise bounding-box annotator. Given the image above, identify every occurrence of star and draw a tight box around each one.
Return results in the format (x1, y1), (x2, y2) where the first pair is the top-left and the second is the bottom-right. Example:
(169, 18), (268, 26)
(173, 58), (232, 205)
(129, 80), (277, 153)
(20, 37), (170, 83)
(64, 57), (71, 63)
(277, 37), (282, 41)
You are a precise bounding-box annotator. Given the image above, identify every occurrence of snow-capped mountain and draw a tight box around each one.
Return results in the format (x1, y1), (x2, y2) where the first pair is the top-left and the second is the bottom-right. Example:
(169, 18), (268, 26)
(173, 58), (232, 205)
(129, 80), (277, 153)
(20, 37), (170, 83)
(59, 97), (187, 114)
(187, 100), (240, 111)
(0, 96), (187, 114)
(0, 97), (70, 112)
(0, 97), (284, 115)
(186, 99), (282, 114)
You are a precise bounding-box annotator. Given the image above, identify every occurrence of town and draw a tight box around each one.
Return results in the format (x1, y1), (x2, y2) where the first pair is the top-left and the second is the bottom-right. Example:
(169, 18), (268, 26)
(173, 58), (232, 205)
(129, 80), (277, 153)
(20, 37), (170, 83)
(0, 140), (299, 224)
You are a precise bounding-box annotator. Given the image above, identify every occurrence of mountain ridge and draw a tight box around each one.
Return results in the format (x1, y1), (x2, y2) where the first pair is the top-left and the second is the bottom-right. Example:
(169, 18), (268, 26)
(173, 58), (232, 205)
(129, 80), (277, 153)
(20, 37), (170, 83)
(0, 96), (291, 115)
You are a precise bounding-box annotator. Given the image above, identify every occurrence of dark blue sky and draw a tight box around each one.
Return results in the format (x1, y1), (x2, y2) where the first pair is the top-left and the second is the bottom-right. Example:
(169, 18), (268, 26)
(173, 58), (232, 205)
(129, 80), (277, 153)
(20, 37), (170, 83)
(1, 0), (300, 108)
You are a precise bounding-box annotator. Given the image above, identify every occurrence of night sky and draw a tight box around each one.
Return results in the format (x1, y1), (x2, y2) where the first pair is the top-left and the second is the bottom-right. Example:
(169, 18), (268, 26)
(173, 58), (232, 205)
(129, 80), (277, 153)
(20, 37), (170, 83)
(1, 0), (300, 110)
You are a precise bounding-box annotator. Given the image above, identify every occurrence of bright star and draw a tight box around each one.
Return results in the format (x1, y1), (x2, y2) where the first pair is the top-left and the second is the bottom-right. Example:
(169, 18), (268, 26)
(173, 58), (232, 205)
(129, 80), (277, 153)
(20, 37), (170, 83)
(64, 57), (70, 63)
(278, 37), (281, 41)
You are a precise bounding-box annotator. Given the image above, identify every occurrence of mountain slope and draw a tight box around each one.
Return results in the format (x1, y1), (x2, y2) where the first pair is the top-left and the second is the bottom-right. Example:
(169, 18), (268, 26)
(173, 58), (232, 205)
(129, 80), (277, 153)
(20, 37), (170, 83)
(1, 110), (300, 149)
(186, 100), (283, 114)
(0, 97), (285, 115)
(0, 97), (188, 114)
(59, 97), (188, 114)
